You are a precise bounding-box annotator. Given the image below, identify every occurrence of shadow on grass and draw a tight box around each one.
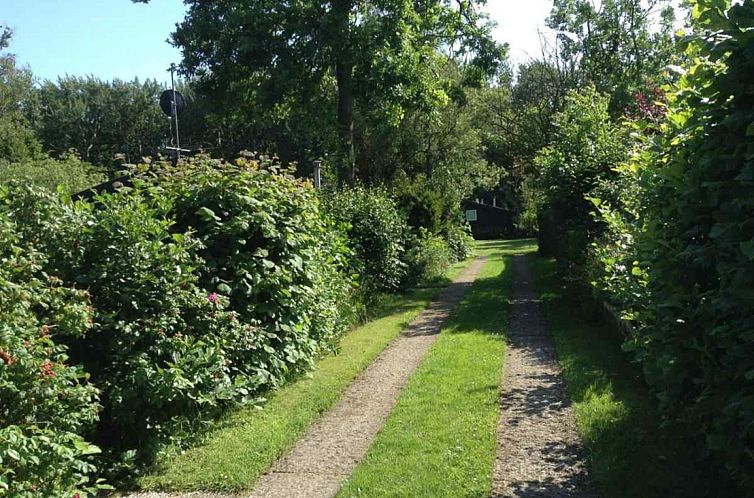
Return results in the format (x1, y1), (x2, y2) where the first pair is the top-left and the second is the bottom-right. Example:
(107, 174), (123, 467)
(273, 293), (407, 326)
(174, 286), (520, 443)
(365, 287), (439, 321)
(528, 255), (737, 498)
(473, 238), (538, 255)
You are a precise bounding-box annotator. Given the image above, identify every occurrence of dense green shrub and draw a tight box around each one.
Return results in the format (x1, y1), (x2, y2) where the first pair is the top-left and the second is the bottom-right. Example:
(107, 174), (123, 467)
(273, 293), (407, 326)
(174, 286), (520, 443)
(534, 87), (628, 264)
(0, 154), (106, 193)
(590, 1), (754, 488)
(0, 208), (103, 498)
(0, 183), (92, 283)
(75, 191), (257, 472)
(321, 185), (410, 294)
(0, 121), (41, 164)
(636, 5), (754, 485)
(158, 156), (353, 382)
(3, 185), (254, 475)
(443, 223), (473, 262)
(405, 228), (453, 285)
(1, 156), (355, 481)
(395, 186), (446, 233)
(391, 173), (476, 237)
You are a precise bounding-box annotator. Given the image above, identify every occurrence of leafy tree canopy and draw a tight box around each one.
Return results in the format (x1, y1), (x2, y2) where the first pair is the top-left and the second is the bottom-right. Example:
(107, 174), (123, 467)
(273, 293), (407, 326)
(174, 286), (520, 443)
(0, 26), (42, 162)
(35, 76), (168, 169)
(134, 0), (506, 182)
(547, 0), (677, 113)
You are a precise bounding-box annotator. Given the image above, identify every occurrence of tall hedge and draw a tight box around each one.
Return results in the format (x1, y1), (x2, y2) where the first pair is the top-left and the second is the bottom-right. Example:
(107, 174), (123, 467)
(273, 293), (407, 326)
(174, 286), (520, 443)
(0, 155), (354, 488)
(321, 186), (411, 294)
(158, 156), (353, 382)
(593, 0), (754, 487)
(2, 185), (256, 477)
(534, 87), (628, 264)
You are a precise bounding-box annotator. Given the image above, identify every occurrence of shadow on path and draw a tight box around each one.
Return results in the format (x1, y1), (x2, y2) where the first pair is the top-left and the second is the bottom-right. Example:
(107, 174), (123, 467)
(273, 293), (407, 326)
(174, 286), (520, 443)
(491, 255), (594, 498)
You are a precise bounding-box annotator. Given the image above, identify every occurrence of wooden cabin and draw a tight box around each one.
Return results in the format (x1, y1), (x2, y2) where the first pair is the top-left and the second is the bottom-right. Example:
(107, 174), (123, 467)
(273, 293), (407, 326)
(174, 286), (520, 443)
(462, 199), (515, 239)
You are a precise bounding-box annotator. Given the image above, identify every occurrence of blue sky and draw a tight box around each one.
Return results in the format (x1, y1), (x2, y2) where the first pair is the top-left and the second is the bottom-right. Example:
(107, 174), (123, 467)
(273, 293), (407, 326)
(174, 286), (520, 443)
(1, 0), (186, 84)
(1, 0), (555, 84)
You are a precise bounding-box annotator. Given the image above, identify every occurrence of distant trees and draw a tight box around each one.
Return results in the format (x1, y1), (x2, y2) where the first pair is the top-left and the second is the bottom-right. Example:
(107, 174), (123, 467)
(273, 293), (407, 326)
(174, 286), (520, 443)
(0, 25), (215, 173)
(35, 77), (168, 168)
(468, 0), (679, 232)
(470, 57), (575, 227)
(0, 26), (41, 162)
(355, 62), (500, 218)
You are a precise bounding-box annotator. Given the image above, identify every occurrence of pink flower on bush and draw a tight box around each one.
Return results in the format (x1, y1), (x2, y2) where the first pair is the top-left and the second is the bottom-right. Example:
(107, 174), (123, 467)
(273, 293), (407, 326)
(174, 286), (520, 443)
(208, 292), (219, 303)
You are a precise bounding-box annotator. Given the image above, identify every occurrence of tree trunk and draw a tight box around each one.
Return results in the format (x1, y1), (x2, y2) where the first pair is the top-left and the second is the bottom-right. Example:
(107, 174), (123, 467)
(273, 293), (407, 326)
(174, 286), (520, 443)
(333, 0), (356, 184)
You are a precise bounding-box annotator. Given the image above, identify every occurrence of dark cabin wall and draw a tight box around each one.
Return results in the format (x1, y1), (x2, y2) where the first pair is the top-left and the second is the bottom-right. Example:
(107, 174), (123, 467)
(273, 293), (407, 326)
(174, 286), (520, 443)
(462, 200), (516, 239)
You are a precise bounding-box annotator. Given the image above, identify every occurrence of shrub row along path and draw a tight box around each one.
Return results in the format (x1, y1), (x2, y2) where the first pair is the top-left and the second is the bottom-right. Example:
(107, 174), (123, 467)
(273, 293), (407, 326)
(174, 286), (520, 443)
(491, 255), (594, 498)
(127, 256), (488, 498)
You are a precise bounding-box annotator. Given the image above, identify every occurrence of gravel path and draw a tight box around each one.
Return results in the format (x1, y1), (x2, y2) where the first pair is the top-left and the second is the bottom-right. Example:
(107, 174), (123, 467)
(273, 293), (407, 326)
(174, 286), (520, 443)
(123, 256), (488, 498)
(491, 255), (594, 498)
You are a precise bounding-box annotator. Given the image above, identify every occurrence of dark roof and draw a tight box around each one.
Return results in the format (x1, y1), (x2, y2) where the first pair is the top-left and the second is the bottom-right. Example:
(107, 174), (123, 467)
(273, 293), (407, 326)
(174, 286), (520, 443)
(462, 200), (508, 212)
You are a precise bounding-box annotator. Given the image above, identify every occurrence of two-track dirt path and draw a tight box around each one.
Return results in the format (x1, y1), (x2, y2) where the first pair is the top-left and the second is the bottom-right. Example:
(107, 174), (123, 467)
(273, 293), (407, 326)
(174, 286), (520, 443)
(491, 255), (594, 498)
(126, 253), (596, 498)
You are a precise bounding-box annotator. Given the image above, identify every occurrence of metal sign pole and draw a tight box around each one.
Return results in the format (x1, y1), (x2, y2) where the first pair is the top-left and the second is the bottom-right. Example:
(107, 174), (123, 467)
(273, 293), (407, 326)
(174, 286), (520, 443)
(169, 64), (181, 161)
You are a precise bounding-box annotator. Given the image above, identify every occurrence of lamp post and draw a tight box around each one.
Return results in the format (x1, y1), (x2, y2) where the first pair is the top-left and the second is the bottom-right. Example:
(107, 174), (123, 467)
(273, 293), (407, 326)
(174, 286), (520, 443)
(313, 160), (322, 189)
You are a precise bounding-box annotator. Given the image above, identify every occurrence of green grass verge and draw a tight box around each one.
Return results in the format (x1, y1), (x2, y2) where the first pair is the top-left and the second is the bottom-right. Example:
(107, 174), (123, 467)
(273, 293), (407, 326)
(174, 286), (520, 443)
(337, 240), (535, 497)
(528, 255), (729, 498)
(138, 254), (478, 492)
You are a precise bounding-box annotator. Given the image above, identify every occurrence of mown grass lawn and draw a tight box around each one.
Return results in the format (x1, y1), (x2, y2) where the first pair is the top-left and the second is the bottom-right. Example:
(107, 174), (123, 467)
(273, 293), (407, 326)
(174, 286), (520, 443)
(137, 253), (475, 492)
(528, 255), (732, 498)
(337, 239), (536, 497)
